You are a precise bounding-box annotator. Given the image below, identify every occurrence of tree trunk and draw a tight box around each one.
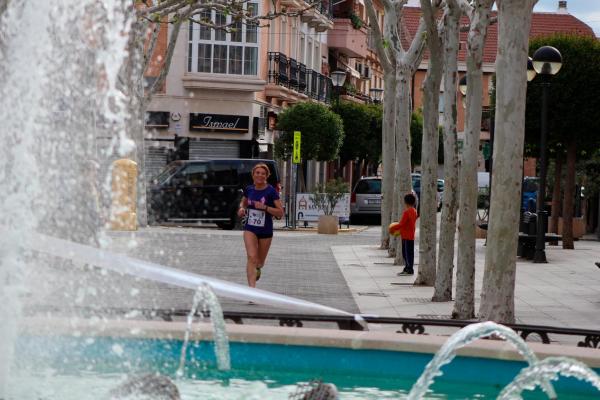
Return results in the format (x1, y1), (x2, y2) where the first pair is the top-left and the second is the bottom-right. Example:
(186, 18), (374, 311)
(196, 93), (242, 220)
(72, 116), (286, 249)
(562, 140), (576, 249)
(453, 0), (494, 319)
(434, 0), (461, 301)
(550, 156), (562, 238)
(479, 0), (537, 324)
(381, 74), (397, 249)
(415, 0), (443, 286)
(394, 67), (416, 264)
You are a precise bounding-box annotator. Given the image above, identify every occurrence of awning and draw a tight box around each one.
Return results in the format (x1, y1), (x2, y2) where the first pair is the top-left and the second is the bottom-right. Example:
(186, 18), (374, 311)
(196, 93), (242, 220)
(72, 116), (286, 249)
(346, 66), (360, 79)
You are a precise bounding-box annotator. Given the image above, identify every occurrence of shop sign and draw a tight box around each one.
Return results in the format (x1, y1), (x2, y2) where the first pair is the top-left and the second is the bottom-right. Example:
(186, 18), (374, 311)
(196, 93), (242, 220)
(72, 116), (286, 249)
(189, 113), (249, 133)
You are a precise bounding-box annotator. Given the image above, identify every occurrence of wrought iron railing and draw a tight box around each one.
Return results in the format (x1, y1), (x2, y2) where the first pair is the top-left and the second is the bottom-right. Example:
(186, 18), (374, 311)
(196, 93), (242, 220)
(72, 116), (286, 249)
(267, 52), (331, 104)
(298, 63), (307, 93)
(34, 305), (600, 348)
(289, 58), (299, 91)
(318, 0), (333, 19)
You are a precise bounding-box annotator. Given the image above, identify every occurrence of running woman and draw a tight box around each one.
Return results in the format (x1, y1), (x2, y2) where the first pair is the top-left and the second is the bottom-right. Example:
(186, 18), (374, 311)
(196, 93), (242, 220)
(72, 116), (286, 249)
(237, 163), (284, 288)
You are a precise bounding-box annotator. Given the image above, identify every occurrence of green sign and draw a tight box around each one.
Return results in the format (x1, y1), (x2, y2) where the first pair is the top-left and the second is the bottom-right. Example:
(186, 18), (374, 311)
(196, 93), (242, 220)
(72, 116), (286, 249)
(482, 142), (491, 160)
(293, 131), (301, 164)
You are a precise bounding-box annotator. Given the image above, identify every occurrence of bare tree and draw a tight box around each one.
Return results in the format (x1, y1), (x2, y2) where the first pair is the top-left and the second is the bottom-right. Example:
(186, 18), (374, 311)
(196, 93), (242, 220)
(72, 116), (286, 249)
(452, 0), (494, 319)
(364, 0), (427, 258)
(415, 0), (444, 286)
(479, 0), (538, 323)
(364, 5), (396, 250)
(433, 0), (462, 301)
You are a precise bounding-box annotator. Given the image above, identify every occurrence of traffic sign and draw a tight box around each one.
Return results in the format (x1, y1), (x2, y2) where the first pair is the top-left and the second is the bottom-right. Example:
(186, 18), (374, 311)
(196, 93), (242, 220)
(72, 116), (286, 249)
(293, 131), (301, 164)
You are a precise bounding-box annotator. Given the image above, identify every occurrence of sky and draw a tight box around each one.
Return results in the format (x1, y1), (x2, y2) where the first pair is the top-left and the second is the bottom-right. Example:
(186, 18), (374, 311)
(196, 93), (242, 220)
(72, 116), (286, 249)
(406, 0), (600, 36)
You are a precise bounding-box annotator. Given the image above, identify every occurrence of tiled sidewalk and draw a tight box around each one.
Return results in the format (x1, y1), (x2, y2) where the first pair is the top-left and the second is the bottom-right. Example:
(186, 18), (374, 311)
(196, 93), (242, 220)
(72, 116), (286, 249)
(333, 236), (600, 331)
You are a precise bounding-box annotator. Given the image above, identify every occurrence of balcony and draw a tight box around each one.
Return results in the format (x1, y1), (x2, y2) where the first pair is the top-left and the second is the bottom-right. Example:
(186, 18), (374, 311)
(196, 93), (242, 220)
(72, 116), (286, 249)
(267, 52), (331, 104)
(300, 0), (334, 32)
(329, 18), (368, 58)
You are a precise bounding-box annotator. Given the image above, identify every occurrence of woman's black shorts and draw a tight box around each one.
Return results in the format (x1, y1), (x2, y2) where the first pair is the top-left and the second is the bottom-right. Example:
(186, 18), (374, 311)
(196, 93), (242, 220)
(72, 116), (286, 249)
(246, 230), (273, 239)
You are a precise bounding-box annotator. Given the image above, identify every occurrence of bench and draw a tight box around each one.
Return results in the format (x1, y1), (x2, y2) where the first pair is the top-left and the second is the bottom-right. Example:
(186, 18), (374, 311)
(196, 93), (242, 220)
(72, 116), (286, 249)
(517, 232), (562, 259)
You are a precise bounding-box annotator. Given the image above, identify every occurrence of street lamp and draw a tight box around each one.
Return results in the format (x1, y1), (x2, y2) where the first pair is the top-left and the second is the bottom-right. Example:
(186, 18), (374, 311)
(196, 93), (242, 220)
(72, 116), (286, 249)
(331, 70), (347, 87)
(369, 87), (384, 104)
(330, 70), (347, 105)
(531, 45), (562, 263)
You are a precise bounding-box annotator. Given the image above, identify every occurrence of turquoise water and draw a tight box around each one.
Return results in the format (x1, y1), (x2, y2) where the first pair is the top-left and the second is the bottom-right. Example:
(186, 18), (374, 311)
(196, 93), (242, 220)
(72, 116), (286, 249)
(9, 335), (600, 399)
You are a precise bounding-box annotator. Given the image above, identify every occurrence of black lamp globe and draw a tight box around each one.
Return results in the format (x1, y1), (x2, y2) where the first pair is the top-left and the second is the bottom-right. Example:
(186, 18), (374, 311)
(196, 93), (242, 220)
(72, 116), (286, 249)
(331, 70), (347, 88)
(532, 46), (562, 76)
(369, 88), (383, 102)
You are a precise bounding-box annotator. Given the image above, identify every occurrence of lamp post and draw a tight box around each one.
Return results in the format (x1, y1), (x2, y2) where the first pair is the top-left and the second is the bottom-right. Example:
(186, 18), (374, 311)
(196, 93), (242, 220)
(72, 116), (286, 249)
(369, 87), (384, 104)
(330, 70), (347, 105)
(531, 46), (562, 263)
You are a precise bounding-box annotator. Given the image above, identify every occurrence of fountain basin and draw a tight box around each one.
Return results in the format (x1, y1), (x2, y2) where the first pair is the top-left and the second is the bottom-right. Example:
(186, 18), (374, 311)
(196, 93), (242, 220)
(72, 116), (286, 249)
(10, 318), (600, 399)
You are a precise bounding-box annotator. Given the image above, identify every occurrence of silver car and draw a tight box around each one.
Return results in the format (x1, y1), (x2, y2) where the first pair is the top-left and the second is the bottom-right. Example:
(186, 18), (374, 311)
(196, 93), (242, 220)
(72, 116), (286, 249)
(350, 177), (382, 221)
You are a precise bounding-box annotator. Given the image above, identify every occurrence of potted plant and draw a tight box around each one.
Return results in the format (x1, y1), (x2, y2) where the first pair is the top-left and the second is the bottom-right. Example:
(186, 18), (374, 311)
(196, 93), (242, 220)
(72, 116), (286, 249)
(349, 11), (363, 30)
(311, 178), (350, 234)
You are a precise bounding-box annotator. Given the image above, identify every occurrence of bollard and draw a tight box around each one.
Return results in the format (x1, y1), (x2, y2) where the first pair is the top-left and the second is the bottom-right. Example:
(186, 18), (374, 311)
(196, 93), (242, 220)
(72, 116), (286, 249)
(109, 159), (138, 231)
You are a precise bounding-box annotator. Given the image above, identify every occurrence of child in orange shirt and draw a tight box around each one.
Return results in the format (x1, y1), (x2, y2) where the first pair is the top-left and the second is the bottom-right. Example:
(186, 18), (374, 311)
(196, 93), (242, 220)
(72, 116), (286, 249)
(398, 193), (418, 276)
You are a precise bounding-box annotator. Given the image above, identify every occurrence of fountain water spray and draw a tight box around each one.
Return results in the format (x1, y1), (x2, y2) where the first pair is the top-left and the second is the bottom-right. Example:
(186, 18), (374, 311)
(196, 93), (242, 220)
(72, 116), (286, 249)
(177, 283), (231, 374)
(0, 0), (133, 395)
(498, 357), (600, 399)
(17, 231), (364, 318)
(406, 321), (557, 399)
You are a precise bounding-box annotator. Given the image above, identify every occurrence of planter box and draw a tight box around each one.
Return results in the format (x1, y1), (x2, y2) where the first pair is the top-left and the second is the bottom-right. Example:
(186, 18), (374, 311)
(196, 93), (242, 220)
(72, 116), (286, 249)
(318, 215), (339, 234)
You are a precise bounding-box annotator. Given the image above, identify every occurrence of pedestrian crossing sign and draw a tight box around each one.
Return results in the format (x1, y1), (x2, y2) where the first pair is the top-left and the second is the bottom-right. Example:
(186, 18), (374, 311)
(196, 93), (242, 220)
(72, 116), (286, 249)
(293, 131), (301, 164)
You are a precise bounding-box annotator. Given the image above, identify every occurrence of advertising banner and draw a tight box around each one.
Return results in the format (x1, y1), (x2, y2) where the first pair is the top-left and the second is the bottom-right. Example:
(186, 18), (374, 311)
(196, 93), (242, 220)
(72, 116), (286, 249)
(295, 193), (350, 222)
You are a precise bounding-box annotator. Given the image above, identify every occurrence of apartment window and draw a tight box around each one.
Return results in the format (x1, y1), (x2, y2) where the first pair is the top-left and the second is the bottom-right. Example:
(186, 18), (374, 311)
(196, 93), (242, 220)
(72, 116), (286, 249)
(213, 44), (227, 73)
(307, 38), (313, 69)
(197, 43), (212, 73)
(299, 34), (306, 64)
(280, 18), (287, 54)
(314, 42), (320, 71)
(198, 10), (211, 40)
(215, 12), (226, 41)
(246, 3), (258, 44)
(187, 3), (259, 76)
(291, 20), (297, 58)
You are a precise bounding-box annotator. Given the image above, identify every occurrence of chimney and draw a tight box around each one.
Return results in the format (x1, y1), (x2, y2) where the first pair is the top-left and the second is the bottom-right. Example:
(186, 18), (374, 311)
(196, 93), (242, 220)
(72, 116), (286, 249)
(557, 1), (568, 14)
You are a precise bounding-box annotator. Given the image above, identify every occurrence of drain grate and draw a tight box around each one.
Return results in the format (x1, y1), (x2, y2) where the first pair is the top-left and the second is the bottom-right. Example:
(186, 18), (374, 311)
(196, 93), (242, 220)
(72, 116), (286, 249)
(417, 314), (452, 320)
(390, 282), (414, 286)
(401, 297), (431, 303)
(357, 292), (389, 297)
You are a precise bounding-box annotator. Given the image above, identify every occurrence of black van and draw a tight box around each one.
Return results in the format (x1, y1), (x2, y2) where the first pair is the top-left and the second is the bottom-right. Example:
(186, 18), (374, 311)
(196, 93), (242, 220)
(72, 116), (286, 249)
(148, 159), (281, 229)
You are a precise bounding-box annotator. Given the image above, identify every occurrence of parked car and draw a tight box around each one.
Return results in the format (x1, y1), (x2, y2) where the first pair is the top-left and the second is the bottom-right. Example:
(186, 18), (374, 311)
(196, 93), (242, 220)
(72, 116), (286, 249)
(411, 173), (442, 212)
(350, 176), (382, 222)
(437, 178), (445, 212)
(148, 159), (280, 229)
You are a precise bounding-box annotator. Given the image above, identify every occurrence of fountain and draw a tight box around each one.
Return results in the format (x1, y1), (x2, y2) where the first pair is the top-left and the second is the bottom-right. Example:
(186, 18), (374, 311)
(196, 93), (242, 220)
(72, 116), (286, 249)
(2, 1), (600, 399)
(177, 283), (231, 373)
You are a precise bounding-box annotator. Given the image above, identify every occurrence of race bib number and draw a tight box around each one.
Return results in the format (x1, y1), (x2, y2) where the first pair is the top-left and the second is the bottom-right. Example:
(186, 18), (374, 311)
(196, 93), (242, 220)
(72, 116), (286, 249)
(247, 209), (266, 227)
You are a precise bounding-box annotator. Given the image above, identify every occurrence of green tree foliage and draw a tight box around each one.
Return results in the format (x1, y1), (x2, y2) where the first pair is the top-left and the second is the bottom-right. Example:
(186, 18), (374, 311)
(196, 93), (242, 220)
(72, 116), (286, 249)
(274, 102), (344, 161)
(525, 34), (600, 158)
(410, 110), (444, 167)
(311, 178), (350, 215)
(411, 111), (423, 167)
(331, 102), (382, 164)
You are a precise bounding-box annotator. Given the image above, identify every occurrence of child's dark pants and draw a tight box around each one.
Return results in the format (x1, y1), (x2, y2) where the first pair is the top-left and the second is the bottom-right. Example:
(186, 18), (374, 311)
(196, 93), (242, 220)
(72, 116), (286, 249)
(401, 239), (414, 273)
